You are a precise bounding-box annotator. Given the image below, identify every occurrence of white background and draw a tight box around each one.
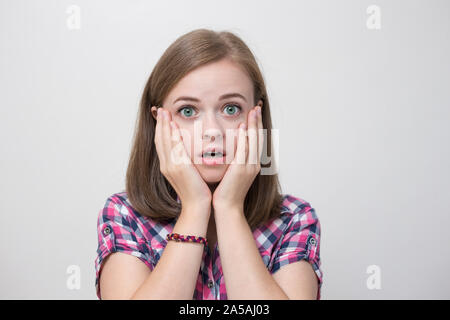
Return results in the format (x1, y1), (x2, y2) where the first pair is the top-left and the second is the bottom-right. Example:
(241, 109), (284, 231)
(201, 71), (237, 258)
(1, 0), (449, 299)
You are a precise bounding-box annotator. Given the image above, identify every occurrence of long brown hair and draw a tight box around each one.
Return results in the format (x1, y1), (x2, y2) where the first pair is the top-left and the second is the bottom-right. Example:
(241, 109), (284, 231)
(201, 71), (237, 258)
(126, 28), (284, 230)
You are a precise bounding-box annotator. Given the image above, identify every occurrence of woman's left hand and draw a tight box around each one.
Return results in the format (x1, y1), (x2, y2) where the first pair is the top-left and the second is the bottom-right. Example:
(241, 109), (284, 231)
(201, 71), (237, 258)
(212, 106), (263, 213)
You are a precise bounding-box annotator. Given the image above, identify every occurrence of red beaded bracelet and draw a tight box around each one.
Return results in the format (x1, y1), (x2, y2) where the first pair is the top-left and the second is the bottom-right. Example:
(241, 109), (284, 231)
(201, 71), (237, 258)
(166, 232), (208, 246)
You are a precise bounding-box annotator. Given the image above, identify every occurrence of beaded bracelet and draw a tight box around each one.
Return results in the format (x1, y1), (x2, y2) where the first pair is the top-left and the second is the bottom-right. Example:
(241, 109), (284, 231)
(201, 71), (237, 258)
(166, 232), (208, 246)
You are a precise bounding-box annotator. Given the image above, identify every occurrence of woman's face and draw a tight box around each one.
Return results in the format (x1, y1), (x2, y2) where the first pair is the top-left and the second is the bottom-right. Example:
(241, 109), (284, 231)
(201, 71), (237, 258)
(157, 58), (263, 186)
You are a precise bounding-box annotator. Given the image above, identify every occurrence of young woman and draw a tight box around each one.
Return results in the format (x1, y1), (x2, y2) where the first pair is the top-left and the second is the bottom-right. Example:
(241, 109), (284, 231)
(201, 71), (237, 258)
(95, 28), (323, 300)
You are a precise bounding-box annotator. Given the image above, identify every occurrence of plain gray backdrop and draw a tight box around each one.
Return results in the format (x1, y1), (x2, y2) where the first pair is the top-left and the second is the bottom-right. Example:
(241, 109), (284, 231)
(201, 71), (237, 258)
(1, 0), (449, 299)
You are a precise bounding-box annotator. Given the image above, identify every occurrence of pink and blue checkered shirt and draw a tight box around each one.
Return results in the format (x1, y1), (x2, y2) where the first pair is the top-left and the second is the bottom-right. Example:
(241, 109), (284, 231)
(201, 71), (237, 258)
(95, 191), (323, 299)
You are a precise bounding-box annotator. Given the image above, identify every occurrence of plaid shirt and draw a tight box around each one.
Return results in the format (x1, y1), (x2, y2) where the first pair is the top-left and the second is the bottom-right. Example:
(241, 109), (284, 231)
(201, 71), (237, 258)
(95, 191), (323, 299)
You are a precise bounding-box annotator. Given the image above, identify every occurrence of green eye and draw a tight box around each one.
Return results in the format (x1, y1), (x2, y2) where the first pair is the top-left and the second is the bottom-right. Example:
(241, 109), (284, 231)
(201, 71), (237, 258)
(177, 104), (242, 118)
(224, 104), (241, 115)
(178, 106), (195, 117)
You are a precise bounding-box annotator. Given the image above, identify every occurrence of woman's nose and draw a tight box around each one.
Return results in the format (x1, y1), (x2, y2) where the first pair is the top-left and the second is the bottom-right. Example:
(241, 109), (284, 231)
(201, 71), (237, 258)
(203, 128), (222, 142)
(202, 115), (224, 142)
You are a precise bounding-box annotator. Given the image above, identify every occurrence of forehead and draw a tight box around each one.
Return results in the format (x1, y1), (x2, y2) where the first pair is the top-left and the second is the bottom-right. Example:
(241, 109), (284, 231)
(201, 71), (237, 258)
(165, 59), (254, 104)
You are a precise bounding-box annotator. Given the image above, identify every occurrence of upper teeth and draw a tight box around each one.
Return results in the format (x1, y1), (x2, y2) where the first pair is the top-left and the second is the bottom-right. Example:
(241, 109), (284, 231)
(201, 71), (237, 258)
(203, 152), (223, 157)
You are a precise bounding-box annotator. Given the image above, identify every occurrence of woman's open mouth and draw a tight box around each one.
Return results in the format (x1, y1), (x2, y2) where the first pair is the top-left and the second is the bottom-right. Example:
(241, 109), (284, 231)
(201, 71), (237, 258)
(202, 151), (225, 165)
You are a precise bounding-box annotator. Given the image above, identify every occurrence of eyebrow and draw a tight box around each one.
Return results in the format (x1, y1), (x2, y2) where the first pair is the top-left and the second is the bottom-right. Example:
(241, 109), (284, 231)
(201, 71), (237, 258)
(173, 93), (247, 104)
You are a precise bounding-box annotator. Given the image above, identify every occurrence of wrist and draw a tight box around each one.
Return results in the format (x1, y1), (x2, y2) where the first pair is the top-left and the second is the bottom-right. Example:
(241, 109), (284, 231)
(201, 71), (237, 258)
(213, 203), (243, 216)
(181, 202), (211, 219)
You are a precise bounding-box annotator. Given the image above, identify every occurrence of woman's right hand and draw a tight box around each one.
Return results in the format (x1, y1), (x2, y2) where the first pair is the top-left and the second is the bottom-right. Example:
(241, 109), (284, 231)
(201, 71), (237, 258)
(152, 106), (212, 214)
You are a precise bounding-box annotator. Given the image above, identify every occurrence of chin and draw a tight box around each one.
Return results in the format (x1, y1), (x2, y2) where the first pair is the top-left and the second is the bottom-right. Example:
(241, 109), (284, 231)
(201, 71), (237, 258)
(195, 164), (227, 184)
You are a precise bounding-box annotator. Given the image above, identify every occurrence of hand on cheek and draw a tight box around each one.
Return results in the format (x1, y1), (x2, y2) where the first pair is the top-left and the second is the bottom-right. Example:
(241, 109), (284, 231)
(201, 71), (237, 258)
(152, 106), (212, 211)
(212, 106), (263, 213)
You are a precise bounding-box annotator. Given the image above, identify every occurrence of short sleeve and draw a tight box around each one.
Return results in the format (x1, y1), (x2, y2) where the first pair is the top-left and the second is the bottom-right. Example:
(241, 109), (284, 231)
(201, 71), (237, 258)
(271, 205), (323, 299)
(94, 195), (152, 299)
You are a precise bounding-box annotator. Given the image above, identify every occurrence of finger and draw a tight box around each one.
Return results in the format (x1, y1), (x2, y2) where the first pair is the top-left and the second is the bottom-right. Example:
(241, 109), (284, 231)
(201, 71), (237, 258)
(170, 120), (181, 143)
(161, 109), (173, 161)
(248, 108), (258, 165)
(154, 107), (166, 164)
(257, 106), (264, 164)
(236, 122), (247, 165)
(170, 120), (190, 165)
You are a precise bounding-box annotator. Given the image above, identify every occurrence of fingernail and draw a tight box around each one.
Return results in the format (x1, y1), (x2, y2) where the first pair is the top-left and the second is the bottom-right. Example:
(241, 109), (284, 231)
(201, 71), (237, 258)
(257, 107), (261, 115)
(252, 110), (257, 119)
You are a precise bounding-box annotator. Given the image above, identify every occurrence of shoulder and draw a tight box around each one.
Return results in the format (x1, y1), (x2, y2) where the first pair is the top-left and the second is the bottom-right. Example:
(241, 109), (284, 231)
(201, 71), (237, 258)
(279, 193), (320, 225)
(97, 191), (135, 223)
(274, 194), (321, 240)
(280, 194), (314, 215)
(97, 191), (174, 242)
(97, 191), (152, 239)
(255, 194), (320, 246)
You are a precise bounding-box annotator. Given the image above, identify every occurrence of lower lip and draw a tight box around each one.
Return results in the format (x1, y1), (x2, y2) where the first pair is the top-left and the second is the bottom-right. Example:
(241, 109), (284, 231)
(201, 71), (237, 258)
(202, 156), (225, 165)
